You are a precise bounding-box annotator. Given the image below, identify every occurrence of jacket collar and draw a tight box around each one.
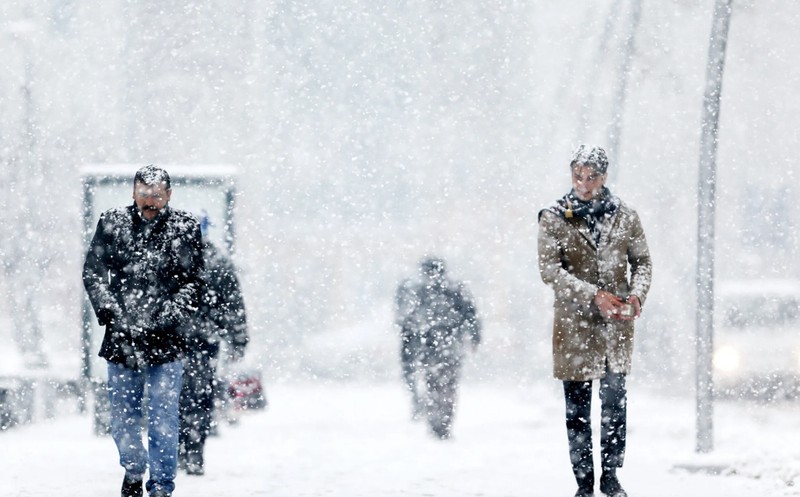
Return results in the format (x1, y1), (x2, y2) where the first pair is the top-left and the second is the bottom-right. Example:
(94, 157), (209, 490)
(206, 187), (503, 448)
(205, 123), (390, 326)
(545, 194), (621, 250)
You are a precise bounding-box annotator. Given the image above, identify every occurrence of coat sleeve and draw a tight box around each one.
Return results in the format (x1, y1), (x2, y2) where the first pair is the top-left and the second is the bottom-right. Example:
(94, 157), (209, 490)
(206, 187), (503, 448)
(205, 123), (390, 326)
(461, 287), (481, 346)
(537, 211), (599, 305)
(626, 210), (652, 306)
(82, 213), (124, 322)
(394, 280), (417, 332)
(209, 255), (249, 352)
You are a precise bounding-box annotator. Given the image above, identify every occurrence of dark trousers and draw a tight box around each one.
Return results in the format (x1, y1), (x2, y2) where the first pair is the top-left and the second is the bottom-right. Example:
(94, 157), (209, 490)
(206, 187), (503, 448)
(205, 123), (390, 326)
(400, 329), (422, 413)
(563, 368), (627, 489)
(422, 356), (461, 439)
(179, 350), (217, 462)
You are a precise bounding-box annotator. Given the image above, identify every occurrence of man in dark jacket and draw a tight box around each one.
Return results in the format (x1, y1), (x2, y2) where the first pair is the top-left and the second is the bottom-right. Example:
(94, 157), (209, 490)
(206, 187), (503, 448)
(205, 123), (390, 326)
(83, 165), (204, 497)
(178, 217), (248, 476)
(394, 257), (481, 439)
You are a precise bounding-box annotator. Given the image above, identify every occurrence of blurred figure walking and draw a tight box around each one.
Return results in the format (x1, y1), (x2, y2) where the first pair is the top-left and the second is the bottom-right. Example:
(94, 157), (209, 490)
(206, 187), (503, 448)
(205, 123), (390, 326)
(178, 215), (249, 476)
(394, 256), (481, 439)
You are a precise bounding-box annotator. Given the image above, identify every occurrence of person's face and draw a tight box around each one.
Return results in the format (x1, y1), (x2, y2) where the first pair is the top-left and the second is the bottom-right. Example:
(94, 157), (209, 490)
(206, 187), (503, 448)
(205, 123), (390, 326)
(571, 165), (606, 201)
(132, 181), (171, 221)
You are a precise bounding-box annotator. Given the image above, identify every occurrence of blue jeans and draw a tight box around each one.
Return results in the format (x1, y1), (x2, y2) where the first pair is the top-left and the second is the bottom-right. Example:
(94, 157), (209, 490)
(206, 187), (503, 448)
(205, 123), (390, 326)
(107, 360), (183, 495)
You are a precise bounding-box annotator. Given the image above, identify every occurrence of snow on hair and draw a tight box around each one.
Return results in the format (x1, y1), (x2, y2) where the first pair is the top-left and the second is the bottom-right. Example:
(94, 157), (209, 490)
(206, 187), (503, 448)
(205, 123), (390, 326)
(134, 164), (171, 189)
(570, 145), (608, 174)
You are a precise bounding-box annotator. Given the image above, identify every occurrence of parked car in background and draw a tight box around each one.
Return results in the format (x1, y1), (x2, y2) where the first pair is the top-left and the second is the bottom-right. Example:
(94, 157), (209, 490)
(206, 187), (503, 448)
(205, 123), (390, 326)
(714, 279), (800, 400)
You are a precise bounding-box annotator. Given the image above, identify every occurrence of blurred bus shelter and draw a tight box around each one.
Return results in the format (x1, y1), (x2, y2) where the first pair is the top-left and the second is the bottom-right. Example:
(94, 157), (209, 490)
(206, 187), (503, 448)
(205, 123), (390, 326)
(80, 164), (238, 434)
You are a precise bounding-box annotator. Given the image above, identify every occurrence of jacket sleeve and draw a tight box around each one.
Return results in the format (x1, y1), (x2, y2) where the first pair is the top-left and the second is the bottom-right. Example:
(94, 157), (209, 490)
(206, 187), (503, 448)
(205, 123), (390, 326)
(537, 210), (599, 305)
(210, 256), (249, 352)
(456, 284), (481, 346)
(626, 210), (653, 306)
(394, 280), (417, 332)
(82, 213), (123, 322)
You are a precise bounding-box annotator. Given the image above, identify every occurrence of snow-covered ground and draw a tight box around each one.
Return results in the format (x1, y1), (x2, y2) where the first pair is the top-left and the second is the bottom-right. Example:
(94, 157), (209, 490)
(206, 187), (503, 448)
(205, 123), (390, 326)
(1, 381), (799, 497)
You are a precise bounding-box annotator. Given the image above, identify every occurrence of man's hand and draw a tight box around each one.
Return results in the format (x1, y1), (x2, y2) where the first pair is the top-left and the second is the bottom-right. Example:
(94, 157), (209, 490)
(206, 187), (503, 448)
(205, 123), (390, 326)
(97, 308), (114, 326)
(627, 295), (642, 320)
(594, 290), (625, 320)
(594, 291), (641, 321)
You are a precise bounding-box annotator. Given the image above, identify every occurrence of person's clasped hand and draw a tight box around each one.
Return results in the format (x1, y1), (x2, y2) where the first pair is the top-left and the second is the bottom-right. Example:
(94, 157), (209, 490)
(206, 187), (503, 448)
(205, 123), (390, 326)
(97, 308), (115, 326)
(594, 290), (640, 321)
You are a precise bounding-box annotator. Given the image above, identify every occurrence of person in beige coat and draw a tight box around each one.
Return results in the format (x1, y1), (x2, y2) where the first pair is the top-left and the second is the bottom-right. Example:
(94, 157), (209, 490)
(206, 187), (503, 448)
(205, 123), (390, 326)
(538, 145), (652, 497)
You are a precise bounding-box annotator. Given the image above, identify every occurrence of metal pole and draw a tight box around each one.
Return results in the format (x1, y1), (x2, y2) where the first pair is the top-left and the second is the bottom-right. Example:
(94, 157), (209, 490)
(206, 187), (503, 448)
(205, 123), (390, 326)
(606, 0), (642, 179)
(696, 0), (733, 454)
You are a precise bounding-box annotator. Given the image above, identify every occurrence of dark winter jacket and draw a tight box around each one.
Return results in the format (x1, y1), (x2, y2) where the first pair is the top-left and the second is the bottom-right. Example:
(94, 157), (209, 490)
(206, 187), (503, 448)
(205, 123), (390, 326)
(83, 204), (204, 369)
(180, 241), (249, 357)
(395, 276), (481, 362)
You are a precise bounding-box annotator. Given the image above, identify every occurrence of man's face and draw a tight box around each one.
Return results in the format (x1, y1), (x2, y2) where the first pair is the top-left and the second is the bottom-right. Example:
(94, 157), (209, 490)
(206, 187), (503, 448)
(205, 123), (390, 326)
(571, 165), (607, 201)
(132, 181), (171, 221)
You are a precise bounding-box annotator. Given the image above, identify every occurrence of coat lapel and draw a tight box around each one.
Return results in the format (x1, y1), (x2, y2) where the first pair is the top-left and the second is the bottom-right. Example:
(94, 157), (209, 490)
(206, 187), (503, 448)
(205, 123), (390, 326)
(567, 217), (597, 250)
(597, 210), (618, 248)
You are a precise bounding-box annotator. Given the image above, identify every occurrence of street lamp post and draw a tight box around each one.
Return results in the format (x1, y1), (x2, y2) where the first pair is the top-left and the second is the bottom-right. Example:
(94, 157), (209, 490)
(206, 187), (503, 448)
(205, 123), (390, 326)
(695, 0), (733, 454)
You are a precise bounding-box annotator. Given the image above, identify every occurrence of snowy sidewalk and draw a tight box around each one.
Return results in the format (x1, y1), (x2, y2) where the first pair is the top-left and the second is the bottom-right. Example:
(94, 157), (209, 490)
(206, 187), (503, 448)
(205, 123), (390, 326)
(1, 381), (799, 497)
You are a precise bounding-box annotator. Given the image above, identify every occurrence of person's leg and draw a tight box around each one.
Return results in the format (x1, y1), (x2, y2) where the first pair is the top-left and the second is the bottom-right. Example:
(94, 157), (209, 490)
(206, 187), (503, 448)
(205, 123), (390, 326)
(182, 352), (216, 474)
(145, 360), (183, 496)
(179, 351), (206, 470)
(563, 380), (594, 493)
(426, 357), (460, 439)
(107, 362), (147, 481)
(400, 329), (423, 419)
(599, 370), (627, 495)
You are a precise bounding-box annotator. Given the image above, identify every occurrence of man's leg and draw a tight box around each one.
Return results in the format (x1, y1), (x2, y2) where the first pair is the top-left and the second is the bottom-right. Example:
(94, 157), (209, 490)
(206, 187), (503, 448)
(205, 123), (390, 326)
(563, 380), (594, 493)
(599, 370), (627, 495)
(179, 352), (200, 467)
(108, 361), (147, 497)
(145, 360), (183, 496)
(400, 329), (423, 419)
(179, 351), (216, 475)
(424, 353), (460, 440)
(108, 362), (147, 481)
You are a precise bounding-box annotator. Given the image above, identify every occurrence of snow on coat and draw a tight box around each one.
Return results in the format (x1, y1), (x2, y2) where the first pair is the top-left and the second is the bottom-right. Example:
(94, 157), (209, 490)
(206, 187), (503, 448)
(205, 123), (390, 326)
(83, 204), (204, 368)
(395, 275), (481, 362)
(537, 197), (652, 381)
(180, 241), (249, 356)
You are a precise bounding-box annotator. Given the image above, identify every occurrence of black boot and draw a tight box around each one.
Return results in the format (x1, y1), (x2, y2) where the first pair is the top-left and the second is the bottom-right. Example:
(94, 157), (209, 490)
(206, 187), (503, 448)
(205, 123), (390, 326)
(177, 445), (188, 472)
(186, 451), (205, 476)
(121, 476), (143, 497)
(573, 467), (594, 497)
(600, 470), (627, 497)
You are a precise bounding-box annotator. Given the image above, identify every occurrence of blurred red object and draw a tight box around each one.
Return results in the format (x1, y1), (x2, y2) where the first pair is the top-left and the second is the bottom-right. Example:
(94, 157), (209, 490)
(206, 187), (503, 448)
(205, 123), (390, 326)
(226, 369), (267, 411)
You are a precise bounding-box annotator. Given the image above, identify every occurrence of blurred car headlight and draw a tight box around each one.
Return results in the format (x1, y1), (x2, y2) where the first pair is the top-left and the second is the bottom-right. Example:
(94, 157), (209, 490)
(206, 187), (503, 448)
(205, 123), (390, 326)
(714, 344), (741, 373)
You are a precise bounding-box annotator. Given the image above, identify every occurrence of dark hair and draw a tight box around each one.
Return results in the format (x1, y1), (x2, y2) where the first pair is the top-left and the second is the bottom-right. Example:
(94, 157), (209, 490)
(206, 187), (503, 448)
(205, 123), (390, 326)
(570, 145), (608, 174)
(134, 164), (171, 189)
(420, 256), (446, 276)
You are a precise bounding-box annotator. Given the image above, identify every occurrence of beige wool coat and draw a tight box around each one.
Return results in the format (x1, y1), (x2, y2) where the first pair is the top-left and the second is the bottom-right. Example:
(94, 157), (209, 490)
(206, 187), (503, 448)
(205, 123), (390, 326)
(538, 198), (652, 381)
